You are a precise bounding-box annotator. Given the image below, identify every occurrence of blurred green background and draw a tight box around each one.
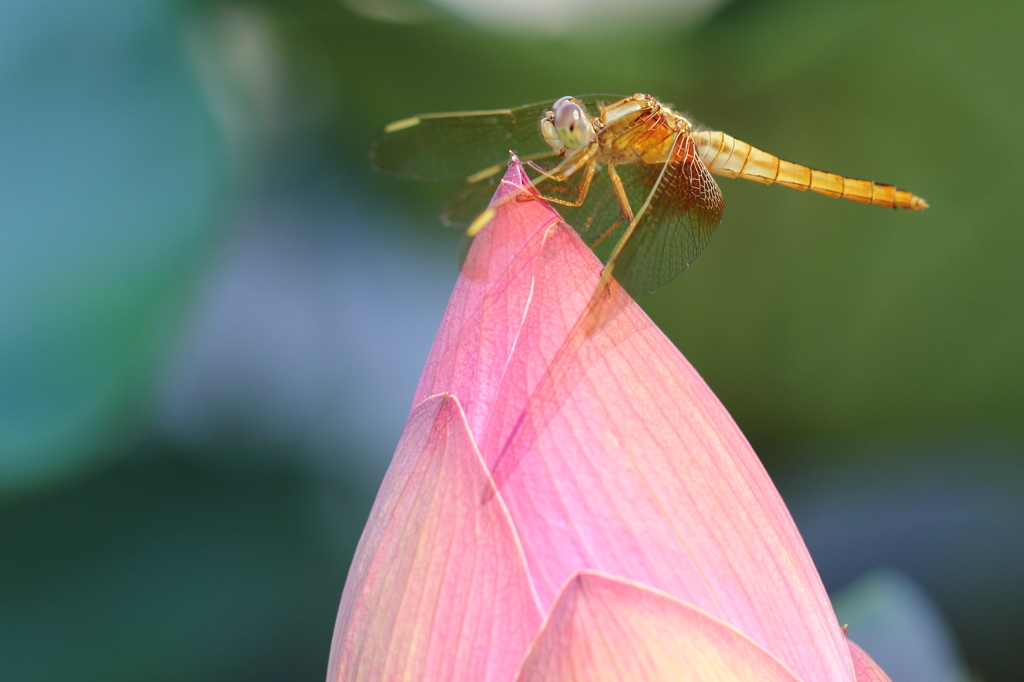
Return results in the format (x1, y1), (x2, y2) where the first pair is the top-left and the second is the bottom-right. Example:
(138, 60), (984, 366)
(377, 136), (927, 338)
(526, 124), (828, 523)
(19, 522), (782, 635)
(2, 0), (1021, 680)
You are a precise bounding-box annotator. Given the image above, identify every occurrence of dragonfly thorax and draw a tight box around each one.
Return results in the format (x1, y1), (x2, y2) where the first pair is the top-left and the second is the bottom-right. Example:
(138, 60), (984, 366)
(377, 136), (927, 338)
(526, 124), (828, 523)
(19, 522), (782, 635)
(540, 96), (595, 158)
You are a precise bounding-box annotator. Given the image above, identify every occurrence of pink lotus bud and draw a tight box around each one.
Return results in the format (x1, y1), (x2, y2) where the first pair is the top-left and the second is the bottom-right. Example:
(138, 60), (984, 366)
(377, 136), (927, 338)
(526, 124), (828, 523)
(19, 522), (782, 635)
(328, 159), (891, 682)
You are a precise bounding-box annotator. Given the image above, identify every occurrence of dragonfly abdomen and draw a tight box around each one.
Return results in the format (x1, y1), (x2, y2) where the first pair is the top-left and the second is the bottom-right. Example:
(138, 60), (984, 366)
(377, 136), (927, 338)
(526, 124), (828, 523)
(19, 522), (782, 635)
(693, 130), (927, 211)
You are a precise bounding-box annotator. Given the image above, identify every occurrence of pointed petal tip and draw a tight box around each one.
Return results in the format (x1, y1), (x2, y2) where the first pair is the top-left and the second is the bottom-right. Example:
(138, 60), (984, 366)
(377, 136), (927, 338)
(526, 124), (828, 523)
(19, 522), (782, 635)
(500, 154), (529, 189)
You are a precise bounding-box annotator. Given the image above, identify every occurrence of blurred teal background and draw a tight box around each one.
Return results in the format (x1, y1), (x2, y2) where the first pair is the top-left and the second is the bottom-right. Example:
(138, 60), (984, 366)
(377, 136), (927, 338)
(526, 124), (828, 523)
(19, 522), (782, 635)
(1, 0), (1021, 680)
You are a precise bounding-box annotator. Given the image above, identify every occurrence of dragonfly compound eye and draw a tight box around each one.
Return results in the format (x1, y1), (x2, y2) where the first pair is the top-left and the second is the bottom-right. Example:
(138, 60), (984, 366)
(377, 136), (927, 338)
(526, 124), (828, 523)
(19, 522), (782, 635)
(554, 101), (592, 150)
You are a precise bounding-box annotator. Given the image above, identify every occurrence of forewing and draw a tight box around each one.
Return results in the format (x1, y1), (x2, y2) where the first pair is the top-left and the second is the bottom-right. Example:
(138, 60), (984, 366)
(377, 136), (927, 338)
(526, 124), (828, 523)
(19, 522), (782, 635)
(371, 95), (626, 183)
(441, 175), (501, 226)
(371, 102), (552, 182)
(609, 134), (724, 299)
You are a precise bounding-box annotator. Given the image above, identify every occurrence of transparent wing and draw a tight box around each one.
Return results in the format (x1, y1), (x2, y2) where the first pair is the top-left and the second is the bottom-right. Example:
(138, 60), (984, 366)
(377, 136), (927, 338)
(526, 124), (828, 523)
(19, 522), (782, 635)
(371, 95), (626, 183)
(536, 162), (627, 245)
(608, 134), (725, 300)
(441, 174), (502, 226)
(559, 161), (668, 247)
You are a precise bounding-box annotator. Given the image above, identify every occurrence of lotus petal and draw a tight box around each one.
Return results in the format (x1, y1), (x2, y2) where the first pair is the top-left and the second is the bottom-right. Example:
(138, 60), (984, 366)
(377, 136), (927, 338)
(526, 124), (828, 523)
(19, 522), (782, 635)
(327, 394), (542, 682)
(515, 571), (802, 682)
(415, 160), (852, 682)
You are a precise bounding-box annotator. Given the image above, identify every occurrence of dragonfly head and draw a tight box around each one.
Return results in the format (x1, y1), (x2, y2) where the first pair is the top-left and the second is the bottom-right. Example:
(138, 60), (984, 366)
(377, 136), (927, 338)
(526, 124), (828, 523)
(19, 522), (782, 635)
(541, 96), (595, 157)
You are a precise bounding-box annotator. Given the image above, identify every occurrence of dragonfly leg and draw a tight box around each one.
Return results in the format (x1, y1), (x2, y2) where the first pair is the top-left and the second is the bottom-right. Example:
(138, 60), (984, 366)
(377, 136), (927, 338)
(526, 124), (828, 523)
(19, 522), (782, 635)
(606, 163), (635, 224)
(525, 160), (597, 208)
(587, 162), (642, 297)
(524, 159), (562, 179)
(589, 217), (624, 248)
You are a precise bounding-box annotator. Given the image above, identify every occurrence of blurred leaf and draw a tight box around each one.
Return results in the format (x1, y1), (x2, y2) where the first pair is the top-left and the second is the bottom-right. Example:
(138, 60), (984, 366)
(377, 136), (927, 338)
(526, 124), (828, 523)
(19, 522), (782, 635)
(779, 446), (1024, 682)
(0, 0), (229, 491)
(832, 569), (971, 682)
(0, 444), (370, 682)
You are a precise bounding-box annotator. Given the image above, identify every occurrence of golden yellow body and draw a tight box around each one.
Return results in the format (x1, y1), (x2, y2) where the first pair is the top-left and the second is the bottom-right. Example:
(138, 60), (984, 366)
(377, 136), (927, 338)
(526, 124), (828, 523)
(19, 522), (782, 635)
(372, 92), (928, 300)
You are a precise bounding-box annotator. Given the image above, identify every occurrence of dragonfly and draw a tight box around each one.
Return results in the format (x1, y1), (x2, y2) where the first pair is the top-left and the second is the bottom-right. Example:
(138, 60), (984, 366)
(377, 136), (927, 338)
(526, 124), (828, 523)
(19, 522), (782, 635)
(372, 93), (928, 301)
